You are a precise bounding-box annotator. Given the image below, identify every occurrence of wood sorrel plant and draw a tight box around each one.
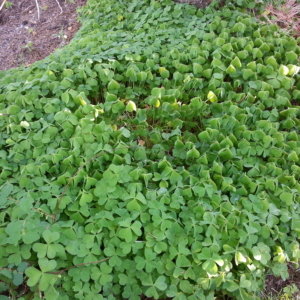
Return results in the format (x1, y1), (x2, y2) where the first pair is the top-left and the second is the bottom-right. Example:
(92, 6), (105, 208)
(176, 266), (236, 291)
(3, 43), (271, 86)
(0, 0), (300, 299)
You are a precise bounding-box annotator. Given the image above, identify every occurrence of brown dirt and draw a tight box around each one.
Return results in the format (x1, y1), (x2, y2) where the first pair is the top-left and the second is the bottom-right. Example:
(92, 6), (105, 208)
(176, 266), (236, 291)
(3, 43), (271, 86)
(262, 0), (300, 38)
(0, 0), (86, 70)
(262, 263), (300, 299)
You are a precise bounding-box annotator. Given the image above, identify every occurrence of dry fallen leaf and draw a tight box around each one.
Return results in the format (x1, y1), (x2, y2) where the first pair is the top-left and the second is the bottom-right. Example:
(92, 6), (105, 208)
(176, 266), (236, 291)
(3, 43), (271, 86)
(138, 140), (145, 146)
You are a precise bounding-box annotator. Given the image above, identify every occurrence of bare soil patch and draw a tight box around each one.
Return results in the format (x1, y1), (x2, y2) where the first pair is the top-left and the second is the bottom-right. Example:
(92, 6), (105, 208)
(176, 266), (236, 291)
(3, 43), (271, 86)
(0, 0), (86, 70)
(262, 263), (300, 299)
(262, 0), (300, 38)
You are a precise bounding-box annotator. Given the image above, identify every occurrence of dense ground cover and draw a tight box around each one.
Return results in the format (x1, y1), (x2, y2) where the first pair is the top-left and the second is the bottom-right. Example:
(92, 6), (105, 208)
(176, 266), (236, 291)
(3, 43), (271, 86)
(0, 0), (300, 299)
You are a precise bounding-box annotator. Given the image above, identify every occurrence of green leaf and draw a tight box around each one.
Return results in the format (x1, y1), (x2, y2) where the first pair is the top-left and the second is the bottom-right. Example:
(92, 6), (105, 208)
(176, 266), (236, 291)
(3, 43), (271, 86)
(79, 192), (93, 206)
(145, 286), (159, 299)
(202, 69), (212, 78)
(198, 277), (210, 290)
(267, 79), (280, 89)
(154, 241), (167, 254)
(231, 57), (242, 68)
(226, 64), (236, 74)
(17, 262), (28, 272)
(266, 56), (277, 67)
(112, 100), (125, 113)
(225, 280), (239, 292)
(108, 79), (120, 90)
(106, 93), (117, 102)
(39, 273), (56, 291)
(134, 148), (146, 160)
(240, 274), (252, 289)
(13, 273), (23, 286)
(42, 230), (60, 244)
(131, 221), (142, 236)
(202, 260), (218, 273)
(218, 148), (233, 161)
(151, 88), (165, 98)
(38, 258), (57, 273)
(44, 286), (60, 300)
(176, 255), (191, 268)
(173, 72), (183, 82)
(155, 276), (167, 291)
(7, 105), (21, 115)
(242, 69), (255, 80)
(25, 267), (42, 286)
(120, 127), (131, 138)
(0, 184), (14, 205)
(232, 22), (246, 32)
(222, 43), (232, 52)
(186, 148), (200, 159)
(118, 228), (132, 243)
(127, 199), (141, 211)
(286, 51), (297, 62)
(32, 243), (47, 258)
(287, 151), (298, 162)
(272, 262), (289, 280)
(280, 192), (293, 206)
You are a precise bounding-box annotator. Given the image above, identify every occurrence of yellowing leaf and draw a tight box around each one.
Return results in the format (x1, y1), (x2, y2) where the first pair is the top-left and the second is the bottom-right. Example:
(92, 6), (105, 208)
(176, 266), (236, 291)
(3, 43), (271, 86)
(126, 100), (137, 112)
(207, 91), (217, 102)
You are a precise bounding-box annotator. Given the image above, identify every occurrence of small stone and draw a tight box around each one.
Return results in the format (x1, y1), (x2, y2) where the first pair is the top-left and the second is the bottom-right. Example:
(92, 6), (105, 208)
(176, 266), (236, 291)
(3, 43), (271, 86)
(68, 27), (72, 31)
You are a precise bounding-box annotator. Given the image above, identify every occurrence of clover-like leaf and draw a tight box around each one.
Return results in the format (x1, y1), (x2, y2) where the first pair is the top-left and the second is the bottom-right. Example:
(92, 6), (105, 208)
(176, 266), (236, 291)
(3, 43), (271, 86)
(108, 79), (120, 90)
(25, 267), (42, 287)
(38, 258), (57, 273)
(0, 183), (14, 205)
(42, 230), (59, 244)
(154, 276), (167, 291)
(126, 100), (137, 112)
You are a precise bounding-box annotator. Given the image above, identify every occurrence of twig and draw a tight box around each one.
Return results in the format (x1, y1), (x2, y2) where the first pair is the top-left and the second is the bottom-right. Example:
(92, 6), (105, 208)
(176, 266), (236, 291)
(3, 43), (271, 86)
(147, 232), (157, 239)
(237, 94), (246, 104)
(0, 0), (6, 12)
(0, 267), (19, 272)
(54, 0), (63, 14)
(55, 145), (139, 215)
(47, 257), (110, 274)
(34, 0), (40, 20)
(8, 197), (56, 221)
(0, 113), (10, 116)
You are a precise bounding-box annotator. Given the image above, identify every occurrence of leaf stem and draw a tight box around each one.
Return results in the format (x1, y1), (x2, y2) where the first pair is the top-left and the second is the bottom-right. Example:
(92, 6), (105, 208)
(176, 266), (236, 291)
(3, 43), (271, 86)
(148, 232), (157, 239)
(47, 257), (110, 274)
(0, 0), (6, 12)
(8, 197), (56, 221)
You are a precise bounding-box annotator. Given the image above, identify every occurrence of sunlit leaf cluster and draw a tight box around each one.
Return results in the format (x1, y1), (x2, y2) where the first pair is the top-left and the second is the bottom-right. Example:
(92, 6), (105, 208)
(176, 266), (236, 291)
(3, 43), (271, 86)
(0, 0), (300, 299)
